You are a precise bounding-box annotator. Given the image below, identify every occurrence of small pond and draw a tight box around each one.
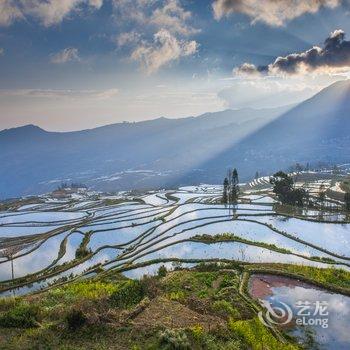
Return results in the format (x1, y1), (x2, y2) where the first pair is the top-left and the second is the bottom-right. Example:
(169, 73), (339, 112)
(249, 274), (350, 349)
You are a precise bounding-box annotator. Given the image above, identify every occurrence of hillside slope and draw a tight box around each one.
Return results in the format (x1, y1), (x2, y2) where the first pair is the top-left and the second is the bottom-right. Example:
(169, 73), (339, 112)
(1, 80), (350, 198)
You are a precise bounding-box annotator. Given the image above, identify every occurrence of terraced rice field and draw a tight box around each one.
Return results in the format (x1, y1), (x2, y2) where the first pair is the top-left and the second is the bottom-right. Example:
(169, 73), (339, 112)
(1, 180), (349, 297)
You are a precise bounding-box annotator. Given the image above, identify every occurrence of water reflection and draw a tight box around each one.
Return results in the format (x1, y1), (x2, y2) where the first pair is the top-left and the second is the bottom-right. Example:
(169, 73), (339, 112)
(250, 274), (350, 350)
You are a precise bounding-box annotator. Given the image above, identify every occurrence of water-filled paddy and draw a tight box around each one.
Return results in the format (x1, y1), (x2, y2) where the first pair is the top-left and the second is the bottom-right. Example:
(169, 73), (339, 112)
(1, 181), (349, 298)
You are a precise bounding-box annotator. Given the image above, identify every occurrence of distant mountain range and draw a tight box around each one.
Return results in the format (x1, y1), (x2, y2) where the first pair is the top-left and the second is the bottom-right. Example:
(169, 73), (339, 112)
(1, 80), (350, 199)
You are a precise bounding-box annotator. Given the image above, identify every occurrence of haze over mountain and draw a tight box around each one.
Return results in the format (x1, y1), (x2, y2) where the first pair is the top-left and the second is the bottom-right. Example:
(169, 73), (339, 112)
(1, 80), (350, 199)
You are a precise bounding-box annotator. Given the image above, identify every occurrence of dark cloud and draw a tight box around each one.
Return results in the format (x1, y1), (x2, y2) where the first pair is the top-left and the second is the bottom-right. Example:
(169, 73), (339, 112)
(236, 30), (350, 76)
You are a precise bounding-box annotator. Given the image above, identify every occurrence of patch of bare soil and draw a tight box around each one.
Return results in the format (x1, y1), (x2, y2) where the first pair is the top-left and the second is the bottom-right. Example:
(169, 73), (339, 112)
(132, 297), (224, 331)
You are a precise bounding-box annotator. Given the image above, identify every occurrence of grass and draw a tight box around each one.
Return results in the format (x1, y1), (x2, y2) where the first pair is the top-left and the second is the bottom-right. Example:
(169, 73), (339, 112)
(163, 270), (220, 299)
(49, 280), (120, 300)
(275, 264), (350, 290)
(192, 233), (292, 255)
(229, 317), (299, 350)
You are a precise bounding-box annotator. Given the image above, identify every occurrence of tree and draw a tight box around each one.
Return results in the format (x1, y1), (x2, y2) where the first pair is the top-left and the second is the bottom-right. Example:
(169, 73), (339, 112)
(222, 177), (229, 204)
(319, 184), (326, 207)
(222, 169), (239, 214)
(270, 171), (309, 207)
(226, 168), (239, 205)
(345, 192), (350, 211)
(332, 165), (340, 175)
(158, 265), (167, 277)
(229, 168), (239, 203)
(270, 171), (293, 202)
(295, 163), (303, 172)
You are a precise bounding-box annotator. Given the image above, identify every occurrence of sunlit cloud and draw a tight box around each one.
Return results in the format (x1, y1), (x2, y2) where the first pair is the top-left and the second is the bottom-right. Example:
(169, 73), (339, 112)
(212, 0), (341, 26)
(0, 88), (119, 100)
(113, 0), (199, 73)
(131, 29), (198, 74)
(218, 77), (327, 109)
(115, 31), (141, 47)
(150, 0), (199, 36)
(0, 0), (103, 27)
(88, 0), (103, 9)
(235, 30), (350, 77)
(0, 0), (23, 26)
(113, 0), (197, 36)
(50, 47), (80, 64)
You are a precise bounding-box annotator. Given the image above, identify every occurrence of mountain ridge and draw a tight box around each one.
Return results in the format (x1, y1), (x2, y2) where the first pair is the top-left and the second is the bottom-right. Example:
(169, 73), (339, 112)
(1, 80), (350, 199)
(0, 105), (292, 134)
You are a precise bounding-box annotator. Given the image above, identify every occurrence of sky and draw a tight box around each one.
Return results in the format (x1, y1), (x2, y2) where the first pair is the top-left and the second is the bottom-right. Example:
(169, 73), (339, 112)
(1, 0), (350, 131)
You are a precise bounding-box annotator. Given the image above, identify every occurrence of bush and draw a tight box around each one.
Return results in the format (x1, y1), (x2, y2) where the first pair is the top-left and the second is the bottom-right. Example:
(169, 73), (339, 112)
(65, 309), (87, 330)
(189, 324), (204, 340)
(167, 291), (185, 302)
(0, 302), (41, 328)
(212, 300), (240, 320)
(158, 265), (167, 278)
(110, 280), (144, 308)
(158, 329), (190, 349)
(75, 246), (91, 259)
(141, 275), (160, 299)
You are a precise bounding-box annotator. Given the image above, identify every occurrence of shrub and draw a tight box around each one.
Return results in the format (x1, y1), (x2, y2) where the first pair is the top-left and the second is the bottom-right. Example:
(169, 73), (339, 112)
(158, 329), (190, 349)
(110, 280), (144, 308)
(167, 291), (185, 302)
(75, 246), (91, 259)
(189, 324), (204, 340)
(212, 300), (240, 320)
(158, 265), (167, 278)
(141, 275), (160, 299)
(219, 274), (237, 289)
(0, 302), (41, 328)
(65, 309), (87, 330)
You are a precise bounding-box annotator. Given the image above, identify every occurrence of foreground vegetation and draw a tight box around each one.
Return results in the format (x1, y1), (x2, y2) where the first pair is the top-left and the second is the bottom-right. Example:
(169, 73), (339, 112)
(1, 262), (349, 349)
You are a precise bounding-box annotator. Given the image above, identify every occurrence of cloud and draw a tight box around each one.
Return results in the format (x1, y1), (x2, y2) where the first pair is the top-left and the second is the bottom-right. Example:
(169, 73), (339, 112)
(94, 88), (119, 100)
(235, 30), (350, 76)
(26, 0), (83, 26)
(0, 48), (4, 56)
(218, 78), (326, 109)
(112, 0), (152, 24)
(50, 47), (80, 64)
(116, 31), (141, 47)
(131, 29), (198, 74)
(150, 0), (199, 36)
(113, 1), (199, 73)
(212, 0), (341, 26)
(0, 88), (119, 100)
(0, 0), (23, 26)
(113, 0), (198, 36)
(88, 0), (103, 9)
(0, 0), (103, 27)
